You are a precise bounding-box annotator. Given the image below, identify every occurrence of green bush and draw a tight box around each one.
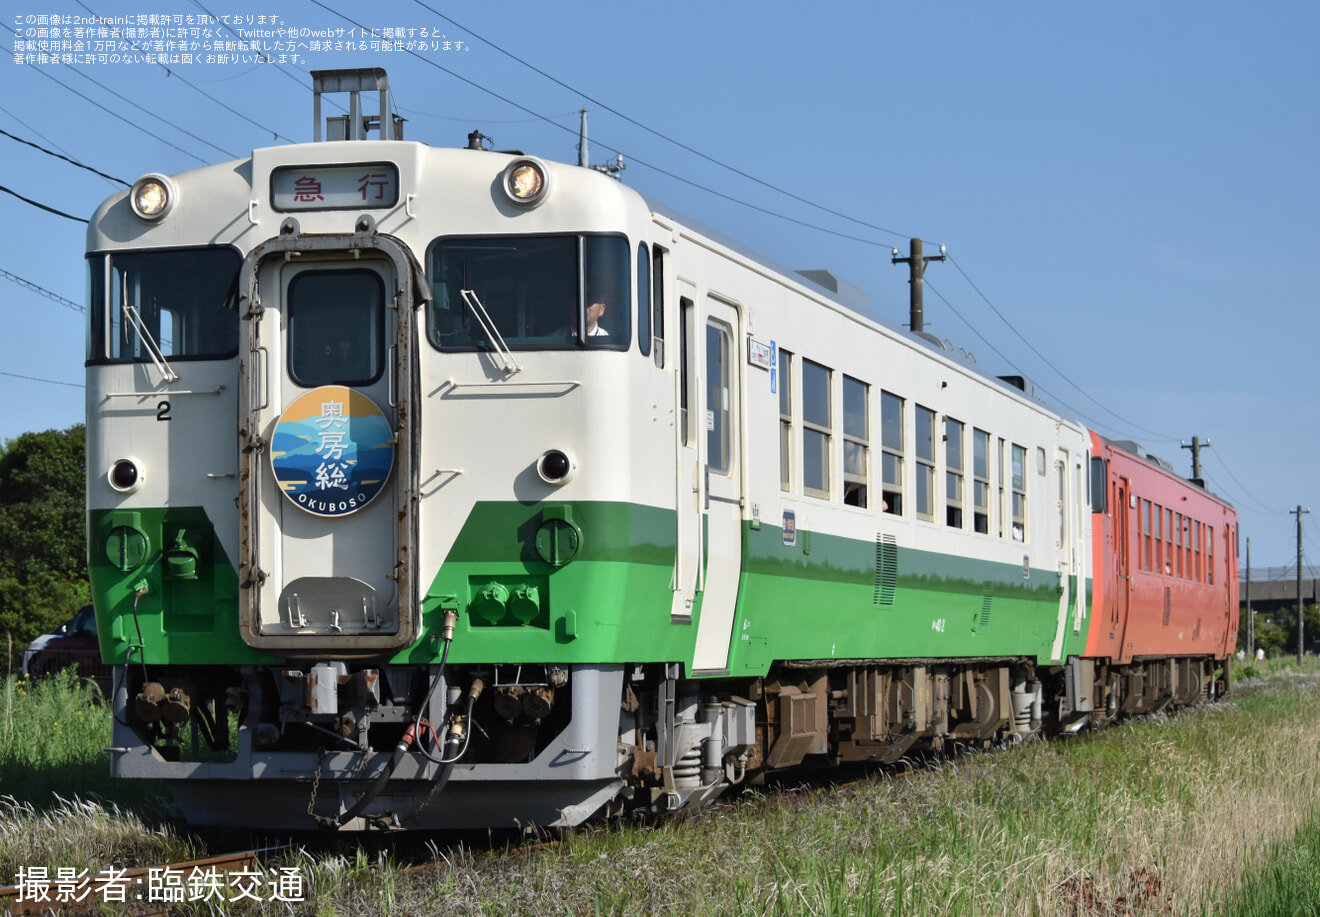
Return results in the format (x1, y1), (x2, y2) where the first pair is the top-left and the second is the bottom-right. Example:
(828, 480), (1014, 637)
(0, 668), (115, 805)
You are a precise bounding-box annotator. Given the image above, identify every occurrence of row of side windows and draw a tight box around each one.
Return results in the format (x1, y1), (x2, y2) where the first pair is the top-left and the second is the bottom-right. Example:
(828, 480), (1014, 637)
(1136, 498), (1216, 585)
(778, 349), (1033, 542)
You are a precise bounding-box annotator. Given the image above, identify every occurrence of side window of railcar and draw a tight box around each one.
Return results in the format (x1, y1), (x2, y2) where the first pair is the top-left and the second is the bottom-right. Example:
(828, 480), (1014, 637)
(802, 360), (832, 500)
(1174, 513), (1183, 578)
(637, 243), (651, 358)
(287, 269), (385, 387)
(779, 349), (794, 492)
(973, 429), (990, 534)
(1154, 504), (1165, 573)
(842, 376), (868, 508)
(88, 247), (240, 363)
(880, 392), (903, 516)
(992, 438), (1003, 538)
(915, 406), (936, 521)
(1011, 443), (1027, 541)
(1143, 500), (1153, 571)
(1089, 457), (1107, 513)
(651, 246), (665, 368)
(1168, 511), (1177, 576)
(945, 418), (964, 528)
(427, 234), (630, 351)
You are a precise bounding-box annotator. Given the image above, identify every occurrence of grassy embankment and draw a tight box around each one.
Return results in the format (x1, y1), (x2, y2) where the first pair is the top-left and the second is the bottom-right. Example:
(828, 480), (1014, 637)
(3, 663), (1320, 914)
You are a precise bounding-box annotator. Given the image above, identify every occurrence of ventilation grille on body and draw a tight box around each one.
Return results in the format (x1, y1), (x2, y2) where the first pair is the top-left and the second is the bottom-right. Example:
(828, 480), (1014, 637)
(874, 534), (898, 605)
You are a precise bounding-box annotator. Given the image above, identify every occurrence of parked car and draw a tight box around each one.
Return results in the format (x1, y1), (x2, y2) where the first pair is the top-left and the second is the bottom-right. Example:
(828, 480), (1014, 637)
(23, 605), (112, 695)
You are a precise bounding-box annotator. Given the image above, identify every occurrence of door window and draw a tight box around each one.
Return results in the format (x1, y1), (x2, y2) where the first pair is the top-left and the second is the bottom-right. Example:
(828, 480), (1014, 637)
(287, 269), (385, 387)
(707, 322), (731, 474)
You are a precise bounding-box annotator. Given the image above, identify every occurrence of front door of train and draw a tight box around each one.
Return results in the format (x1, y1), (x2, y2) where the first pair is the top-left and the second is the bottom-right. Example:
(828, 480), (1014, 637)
(691, 298), (744, 674)
(238, 235), (417, 653)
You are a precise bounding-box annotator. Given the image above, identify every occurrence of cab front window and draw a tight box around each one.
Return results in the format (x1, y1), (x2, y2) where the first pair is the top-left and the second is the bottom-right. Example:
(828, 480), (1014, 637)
(428, 234), (630, 352)
(86, 247), (240, 363)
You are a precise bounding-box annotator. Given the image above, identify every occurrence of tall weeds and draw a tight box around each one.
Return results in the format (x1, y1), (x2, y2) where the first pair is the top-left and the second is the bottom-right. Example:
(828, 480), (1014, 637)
(0, 664), (1318, 915)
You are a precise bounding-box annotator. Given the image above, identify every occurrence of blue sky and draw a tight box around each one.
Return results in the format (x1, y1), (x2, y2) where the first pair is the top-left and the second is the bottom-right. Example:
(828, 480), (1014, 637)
(3, 1), (1316, 568)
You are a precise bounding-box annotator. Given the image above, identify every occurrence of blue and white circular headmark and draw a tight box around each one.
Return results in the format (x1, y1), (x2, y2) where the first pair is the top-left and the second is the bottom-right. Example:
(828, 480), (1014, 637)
(269, 386), (395, 517)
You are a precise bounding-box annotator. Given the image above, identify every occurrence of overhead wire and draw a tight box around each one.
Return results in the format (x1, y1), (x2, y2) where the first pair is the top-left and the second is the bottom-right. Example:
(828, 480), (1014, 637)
(0, 370), (83, 390)
(1203, 451), (1282, 516)
(391, 0), (1204, 448)
(183, 0), (349, 113)
(302, 0), (890, 248)
(923, 278), (1128, 439)
(0, 269), (84, 312)
(0, 103), (81, 163)
(1, 36), (210, 164)
(69, 0), (297, 144)
(947, 255), (1175, 443)
(411, 1), (912, 244)
(0, 185), (89, 223)
(0, 128), (130, 187)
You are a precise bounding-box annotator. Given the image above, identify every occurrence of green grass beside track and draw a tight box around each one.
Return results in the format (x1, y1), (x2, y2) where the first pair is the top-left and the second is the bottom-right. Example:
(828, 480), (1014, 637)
(2, 661), (1320, 915)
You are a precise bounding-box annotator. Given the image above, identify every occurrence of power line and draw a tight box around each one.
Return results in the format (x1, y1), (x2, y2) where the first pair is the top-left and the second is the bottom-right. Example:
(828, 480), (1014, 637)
(925, 279), (1118, 435)
(1204, 451), (1281, 515)
(0, 185), (88, 223)
(303, 0), (890, 248)
(946, 255), (1174, 443)
(412, 1), (912, 244)
(70, 0), (296, 144)
(0, 370), (82, 390)
(0, 127), (130, 187)
(183, 0), (348, 112)
(55, 56), (240, 160)
(0, 268), (84, 312)
(0, 103), (81, 164)
(0, 37), (209, 165)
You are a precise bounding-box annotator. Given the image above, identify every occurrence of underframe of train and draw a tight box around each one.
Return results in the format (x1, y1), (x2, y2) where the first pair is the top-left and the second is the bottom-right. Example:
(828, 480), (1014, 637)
(107, 654), (1226, 830)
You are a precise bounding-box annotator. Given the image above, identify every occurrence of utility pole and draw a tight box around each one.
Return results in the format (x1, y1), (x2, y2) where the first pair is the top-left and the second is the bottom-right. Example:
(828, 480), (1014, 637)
(891, 238), (946, 333)
(1180, 436), (1210, 488)
(578, 108), (589, 167)
(1294, 506), (1310, 665)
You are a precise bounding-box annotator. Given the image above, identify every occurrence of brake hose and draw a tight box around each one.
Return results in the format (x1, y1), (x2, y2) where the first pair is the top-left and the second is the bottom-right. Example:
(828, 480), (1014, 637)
(324, 610), (458, 828)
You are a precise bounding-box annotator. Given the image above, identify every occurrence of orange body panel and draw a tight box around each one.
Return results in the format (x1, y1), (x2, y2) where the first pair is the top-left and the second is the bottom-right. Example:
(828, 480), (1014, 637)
(1085, 431), (1239, 664)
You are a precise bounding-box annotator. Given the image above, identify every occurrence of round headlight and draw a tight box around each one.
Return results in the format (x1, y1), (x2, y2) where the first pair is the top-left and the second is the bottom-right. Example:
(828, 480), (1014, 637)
(130, 174), (175, 221)
(537, 449), (575, 485)
(108, 458), (144, 493)
(502, 158), (550, 207)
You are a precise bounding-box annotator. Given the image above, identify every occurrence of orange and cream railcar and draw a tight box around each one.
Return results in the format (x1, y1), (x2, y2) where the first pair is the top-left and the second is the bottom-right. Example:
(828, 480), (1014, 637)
(1085, 432), (1239, 718)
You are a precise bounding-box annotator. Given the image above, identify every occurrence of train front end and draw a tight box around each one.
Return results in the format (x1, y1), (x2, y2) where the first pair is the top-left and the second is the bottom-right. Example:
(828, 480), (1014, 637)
(86, 72), (688, 829)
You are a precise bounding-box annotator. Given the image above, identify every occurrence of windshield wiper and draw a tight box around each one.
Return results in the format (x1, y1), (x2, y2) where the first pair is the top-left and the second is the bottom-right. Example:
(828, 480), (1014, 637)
(460, 288), (521, 375)
(121, 300), (178, 382)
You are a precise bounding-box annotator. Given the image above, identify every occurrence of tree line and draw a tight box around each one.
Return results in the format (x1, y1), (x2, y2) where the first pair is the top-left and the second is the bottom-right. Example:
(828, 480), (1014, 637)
(1, 424), (87, 674)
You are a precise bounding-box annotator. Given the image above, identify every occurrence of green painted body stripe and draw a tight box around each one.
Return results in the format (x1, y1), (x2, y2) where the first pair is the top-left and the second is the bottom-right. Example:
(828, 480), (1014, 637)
(427, 502), (1092, 675)
(88, 502), (1091, 672)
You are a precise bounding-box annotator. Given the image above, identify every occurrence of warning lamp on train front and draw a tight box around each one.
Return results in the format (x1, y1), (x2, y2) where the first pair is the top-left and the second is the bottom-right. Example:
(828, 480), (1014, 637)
(129, 174), (176, 221)
(108, 458), (144, 494)
(502, 158), (550, 208)
(537, 449), (576, 486)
